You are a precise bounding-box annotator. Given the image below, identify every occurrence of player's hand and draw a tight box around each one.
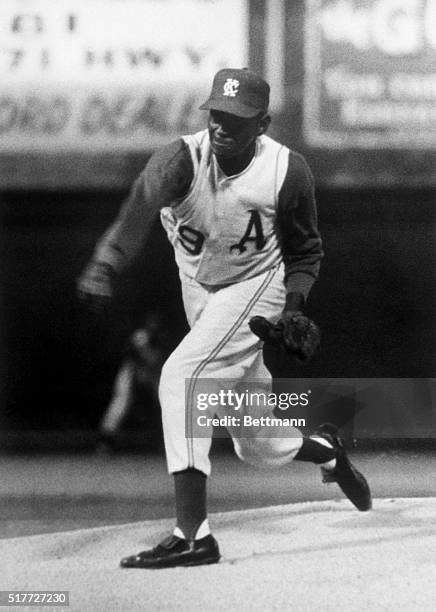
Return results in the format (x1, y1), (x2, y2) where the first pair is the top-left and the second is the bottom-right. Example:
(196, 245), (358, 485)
(76, 260), (115, 312)
(276, 310), (320, 362)
(249, 311), (320, 363)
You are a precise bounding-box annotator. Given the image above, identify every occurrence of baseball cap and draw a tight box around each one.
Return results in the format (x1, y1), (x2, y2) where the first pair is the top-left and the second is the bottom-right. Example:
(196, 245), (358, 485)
(199, 68), (270, 118)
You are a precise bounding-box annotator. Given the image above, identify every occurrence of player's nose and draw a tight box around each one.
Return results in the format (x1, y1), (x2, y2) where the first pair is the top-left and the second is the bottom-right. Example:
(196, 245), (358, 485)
(215, 121), (232, 138)
(210, 115), (226, 134)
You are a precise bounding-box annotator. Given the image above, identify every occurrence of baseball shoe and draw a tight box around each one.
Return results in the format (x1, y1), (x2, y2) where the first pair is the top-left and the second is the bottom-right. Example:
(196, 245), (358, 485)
(315, 423), (372, 511)
(120, 534), (220, 569)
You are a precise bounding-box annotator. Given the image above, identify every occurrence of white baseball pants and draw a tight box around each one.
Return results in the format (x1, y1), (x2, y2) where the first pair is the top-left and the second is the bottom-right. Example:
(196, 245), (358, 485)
(159, 265), (303, 475)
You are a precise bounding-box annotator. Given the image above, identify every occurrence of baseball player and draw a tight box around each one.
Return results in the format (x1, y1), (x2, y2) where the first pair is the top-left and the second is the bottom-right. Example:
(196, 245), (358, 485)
(77, 68), (371, 569)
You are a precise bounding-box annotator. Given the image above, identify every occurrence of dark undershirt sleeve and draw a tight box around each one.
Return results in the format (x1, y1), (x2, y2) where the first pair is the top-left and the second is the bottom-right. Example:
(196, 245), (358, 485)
(276, 152), (323, 302)
(92, 139), (194, 272)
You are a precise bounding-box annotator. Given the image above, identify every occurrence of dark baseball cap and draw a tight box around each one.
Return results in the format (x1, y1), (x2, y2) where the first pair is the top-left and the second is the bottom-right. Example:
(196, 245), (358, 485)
(199, 68), (270, 118)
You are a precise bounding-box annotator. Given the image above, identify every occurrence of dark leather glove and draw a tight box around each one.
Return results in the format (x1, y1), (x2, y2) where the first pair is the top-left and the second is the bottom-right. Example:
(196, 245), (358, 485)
(249, 311), (321, 363)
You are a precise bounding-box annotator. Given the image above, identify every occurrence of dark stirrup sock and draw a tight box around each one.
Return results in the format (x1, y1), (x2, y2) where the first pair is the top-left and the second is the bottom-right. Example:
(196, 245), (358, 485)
(174, 468), (207, 540)
(294, 437), (337, 464)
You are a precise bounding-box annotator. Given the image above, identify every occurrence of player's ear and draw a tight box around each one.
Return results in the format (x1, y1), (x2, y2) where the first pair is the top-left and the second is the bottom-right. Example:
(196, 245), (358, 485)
(257, 113), (271, 136)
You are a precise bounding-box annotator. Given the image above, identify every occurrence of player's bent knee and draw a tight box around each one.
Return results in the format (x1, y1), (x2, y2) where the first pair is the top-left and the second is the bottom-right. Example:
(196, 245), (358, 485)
(234, 437), (302, 468)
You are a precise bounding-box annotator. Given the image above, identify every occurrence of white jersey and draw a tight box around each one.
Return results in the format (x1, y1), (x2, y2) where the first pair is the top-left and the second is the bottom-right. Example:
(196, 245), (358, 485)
(160, 129), (290, 286)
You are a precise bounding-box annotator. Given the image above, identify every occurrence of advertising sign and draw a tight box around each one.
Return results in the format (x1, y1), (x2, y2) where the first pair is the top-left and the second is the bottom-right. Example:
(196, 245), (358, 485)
(304, 0), (436, 148)
(0, 0), (248, 151)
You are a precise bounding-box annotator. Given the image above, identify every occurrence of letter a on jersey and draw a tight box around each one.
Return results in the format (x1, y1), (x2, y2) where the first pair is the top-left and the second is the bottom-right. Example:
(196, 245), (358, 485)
(230, 210), (266, 254)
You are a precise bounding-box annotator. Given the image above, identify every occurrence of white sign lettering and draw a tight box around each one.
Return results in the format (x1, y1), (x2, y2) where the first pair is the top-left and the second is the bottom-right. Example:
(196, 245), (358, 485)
(319, 0), (436, 54)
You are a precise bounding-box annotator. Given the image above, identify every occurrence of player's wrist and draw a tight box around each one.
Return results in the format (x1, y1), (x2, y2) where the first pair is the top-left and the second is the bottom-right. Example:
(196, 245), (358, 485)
(283, 291), (304, 314)
(91, 260), (116, 275)
(87, 261), (118, 286)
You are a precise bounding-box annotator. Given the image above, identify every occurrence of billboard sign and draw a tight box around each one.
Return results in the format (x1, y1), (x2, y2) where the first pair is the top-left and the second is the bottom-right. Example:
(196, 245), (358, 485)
(0, 0), (248, 152)
(304, 0), (436, 148)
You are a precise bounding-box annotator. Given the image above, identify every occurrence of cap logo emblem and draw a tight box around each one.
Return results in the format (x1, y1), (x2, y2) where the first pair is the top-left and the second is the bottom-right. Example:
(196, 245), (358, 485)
(223, 78), (239, 97)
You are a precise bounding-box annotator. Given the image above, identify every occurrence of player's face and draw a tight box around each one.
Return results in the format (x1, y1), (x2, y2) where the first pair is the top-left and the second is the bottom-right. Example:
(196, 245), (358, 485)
(208, 110), (269, 159)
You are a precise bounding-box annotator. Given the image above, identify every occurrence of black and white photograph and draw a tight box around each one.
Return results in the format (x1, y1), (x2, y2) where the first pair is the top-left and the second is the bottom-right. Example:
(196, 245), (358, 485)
(0, 1), (435, 610)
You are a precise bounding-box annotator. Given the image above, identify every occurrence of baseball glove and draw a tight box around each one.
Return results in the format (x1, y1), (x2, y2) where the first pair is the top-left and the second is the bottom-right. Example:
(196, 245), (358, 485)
(249, 311), (320, 363)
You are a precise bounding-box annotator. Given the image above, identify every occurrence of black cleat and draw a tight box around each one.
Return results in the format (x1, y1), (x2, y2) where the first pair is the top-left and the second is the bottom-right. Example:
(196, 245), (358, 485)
(315, 423), (372, 512)
(120, 534), (220, 569)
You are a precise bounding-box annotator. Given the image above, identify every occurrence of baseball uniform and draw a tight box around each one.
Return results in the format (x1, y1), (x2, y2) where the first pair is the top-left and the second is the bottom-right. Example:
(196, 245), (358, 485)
(92, 126), (322, 474)
(78, 68), (371, 569)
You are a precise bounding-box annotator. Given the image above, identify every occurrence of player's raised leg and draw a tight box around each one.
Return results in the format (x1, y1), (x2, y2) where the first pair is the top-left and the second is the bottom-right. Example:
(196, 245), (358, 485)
(247, 322), (372, 512)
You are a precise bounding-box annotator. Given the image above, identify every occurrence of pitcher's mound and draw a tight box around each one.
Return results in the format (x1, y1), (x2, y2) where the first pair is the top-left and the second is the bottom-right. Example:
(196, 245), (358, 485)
(1, 497), (434, 611)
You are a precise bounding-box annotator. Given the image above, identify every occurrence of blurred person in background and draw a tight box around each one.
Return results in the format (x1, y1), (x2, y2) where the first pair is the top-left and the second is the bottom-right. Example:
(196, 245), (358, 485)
(96, 313), (167, 453)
